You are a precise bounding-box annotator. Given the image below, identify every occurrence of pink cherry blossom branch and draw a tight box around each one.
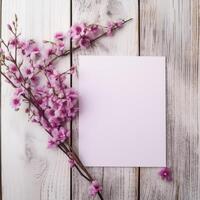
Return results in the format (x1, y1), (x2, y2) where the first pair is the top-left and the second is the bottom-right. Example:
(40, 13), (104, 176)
(1, 15), (96, 186)
(0, 15), (133, 200)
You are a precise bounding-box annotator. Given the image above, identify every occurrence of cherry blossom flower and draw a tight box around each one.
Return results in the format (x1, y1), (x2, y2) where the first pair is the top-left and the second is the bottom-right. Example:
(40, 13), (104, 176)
(69, 23), (86, 39)
(11, 97), (21, 110)
(9, 38), (19, 47)
(24, 66), (33, 78)
(69, 23), (101, 48)
(54, 32), (65, 41)
(47, 138), (58, 148)
(9, 64), (18, 73)
(106, 19), (124, 36)
(57, 41), (65, 52)
(89, 24), (101, 37)
(30, 47), (41, 60)
(89, 181), (103, 197)
(79, 36), (91, 48)
(15, 76), (23, 85)
(30, 75), (40, 86)
(46, 47), (56, 57)
(65, 88), (79, 103)
(14, 88), (24, 96)
(159, 167), (172, 181)
(48, 127), (70, 147)
(68, 159), (75, 168)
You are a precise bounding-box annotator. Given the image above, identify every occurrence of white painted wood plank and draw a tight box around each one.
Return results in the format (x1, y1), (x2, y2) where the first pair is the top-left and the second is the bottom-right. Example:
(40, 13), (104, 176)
(140, 0), (200, 199)
(1, 1), (71, 200)
(71, 0), (139, 199)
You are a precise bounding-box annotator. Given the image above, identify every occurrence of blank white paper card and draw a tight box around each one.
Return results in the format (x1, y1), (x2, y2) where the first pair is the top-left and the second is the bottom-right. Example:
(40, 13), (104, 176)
(79, 56), (166, 167)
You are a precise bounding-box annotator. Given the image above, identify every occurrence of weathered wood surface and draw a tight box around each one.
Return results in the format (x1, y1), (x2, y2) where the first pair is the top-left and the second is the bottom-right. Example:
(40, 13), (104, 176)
(71, 0), (139, 199)
(140, 0), (200, 199)
(1, 0), (200, 200)
(1, 0), (71, 200)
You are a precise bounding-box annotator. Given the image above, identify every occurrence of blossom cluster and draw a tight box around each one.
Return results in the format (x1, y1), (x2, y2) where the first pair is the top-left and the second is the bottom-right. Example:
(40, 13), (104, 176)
(69, 19), (123, 48)
(4, 29), (79, 148)
(69, 23), (101, 48)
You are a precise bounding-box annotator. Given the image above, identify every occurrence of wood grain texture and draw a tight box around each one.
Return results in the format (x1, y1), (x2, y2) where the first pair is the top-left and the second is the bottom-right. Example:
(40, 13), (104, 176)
(1, 1), (71, 200)
(140, 0), (200, 199)
(71, 0), (139, 199)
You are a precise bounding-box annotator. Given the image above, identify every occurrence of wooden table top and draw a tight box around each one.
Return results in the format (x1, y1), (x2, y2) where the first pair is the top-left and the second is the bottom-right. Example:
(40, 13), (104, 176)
(1, 0), (199, 199)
